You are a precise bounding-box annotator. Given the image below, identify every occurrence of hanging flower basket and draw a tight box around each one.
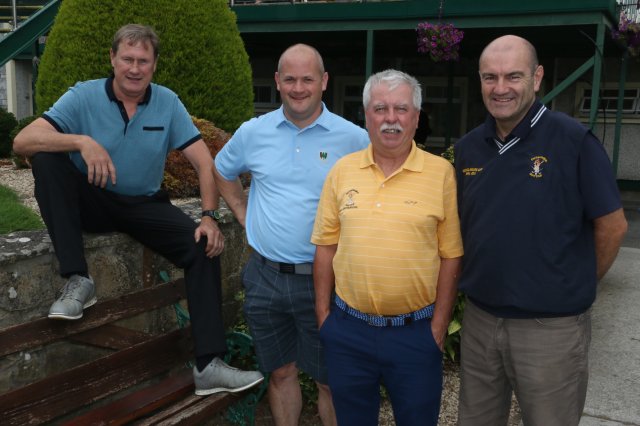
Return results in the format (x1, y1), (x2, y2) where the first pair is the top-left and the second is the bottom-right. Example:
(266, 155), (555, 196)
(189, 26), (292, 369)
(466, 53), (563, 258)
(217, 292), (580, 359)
(612, 11), (640, 58)
(416, 22), (464, 62)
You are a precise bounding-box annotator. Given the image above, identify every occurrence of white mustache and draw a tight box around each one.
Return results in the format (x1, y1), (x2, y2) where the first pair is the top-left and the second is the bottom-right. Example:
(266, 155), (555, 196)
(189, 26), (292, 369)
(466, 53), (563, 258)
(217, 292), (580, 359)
(380, 124), (403, 133)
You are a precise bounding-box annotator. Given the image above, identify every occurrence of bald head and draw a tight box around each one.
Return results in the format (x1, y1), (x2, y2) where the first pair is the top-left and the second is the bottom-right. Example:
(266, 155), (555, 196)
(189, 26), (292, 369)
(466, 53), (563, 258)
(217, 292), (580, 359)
(277, 43), (325, 75)
(480, 35), (539, 74)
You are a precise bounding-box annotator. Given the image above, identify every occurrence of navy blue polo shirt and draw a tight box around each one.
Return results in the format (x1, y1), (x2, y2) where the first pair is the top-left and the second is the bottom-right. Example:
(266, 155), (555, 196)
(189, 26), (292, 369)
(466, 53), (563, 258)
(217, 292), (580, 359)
(455, 100), (621, 318)
(43, 78), (200, 196)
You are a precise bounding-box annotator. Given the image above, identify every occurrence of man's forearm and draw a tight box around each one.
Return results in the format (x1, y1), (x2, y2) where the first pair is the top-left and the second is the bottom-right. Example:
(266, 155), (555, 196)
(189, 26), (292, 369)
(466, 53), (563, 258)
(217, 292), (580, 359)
(213, 167), (247, 226)
(431, 257), (462, 340)
(313, 244), (337, 327)
(13, 118), (87, 156)
(594, 208), (628, 280)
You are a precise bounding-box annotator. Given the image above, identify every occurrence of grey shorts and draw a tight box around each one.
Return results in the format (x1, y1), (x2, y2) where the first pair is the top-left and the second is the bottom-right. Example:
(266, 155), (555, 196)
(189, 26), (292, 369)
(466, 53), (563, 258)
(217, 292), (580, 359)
(242, 251), (327, 383)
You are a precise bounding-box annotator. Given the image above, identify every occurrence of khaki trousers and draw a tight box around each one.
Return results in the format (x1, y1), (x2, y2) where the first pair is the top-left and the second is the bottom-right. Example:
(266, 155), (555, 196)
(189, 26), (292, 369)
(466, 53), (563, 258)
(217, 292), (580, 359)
(458, 299), (591, 426)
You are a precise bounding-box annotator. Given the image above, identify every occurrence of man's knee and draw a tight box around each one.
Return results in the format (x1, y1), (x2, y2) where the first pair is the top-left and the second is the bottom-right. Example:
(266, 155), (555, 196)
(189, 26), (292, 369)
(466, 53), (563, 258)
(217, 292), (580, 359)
(31, 152), (67, 172)
(269, 362), (299, 385)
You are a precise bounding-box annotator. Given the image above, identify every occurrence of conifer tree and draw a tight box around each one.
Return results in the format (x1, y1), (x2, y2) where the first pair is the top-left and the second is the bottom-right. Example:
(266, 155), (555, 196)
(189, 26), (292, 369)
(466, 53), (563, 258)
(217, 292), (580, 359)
(36, 0), (253, 132)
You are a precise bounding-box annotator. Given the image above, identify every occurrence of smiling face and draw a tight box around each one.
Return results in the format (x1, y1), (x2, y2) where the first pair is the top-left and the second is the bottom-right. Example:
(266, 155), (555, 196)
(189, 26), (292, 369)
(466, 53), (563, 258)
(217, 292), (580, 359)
(275, 45), (328, 129)
(110, 40), (157, 102)
(479, 36), (543, 138)
(364, 81), (419, 156)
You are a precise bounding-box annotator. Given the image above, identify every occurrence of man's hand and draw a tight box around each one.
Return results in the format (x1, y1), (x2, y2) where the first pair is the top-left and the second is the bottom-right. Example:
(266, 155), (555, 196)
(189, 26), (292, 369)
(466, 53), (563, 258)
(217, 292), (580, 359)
(316, 306), (330, 329)
(195, 216), (224, 257)
(79, 137), (117, 188)
(431, 320), (448, 353)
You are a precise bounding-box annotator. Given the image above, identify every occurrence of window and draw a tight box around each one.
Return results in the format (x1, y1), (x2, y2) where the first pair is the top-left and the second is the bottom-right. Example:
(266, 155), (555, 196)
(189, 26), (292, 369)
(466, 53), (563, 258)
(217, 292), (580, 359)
(253, 79), (280, 116)
(419, 78), (468, 148)
(580, 88), (639, 114)
(575, 82), (640, 121)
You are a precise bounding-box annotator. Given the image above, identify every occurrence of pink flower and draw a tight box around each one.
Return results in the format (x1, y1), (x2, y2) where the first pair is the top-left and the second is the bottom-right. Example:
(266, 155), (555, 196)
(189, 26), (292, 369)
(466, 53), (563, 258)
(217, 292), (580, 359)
(416, 22), (464, 62)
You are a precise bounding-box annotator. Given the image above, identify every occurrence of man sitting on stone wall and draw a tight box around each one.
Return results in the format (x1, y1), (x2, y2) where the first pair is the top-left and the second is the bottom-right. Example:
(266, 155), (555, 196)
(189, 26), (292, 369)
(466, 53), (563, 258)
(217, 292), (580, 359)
(12, 23), (263, 396)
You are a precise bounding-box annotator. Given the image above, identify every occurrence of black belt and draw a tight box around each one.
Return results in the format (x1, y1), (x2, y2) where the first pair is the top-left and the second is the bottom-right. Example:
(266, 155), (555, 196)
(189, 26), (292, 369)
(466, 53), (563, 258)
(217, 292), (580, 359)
(257, 253), (313, 275)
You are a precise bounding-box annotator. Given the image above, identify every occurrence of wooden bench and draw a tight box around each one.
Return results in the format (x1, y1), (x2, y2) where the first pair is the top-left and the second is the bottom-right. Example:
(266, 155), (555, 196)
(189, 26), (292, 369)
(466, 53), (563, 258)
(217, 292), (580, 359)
(0, 278), (265, 425)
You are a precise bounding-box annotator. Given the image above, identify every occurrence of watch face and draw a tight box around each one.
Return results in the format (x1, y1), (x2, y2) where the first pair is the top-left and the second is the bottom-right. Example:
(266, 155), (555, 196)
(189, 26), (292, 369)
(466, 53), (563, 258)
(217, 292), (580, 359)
(202, 210), (221, 221)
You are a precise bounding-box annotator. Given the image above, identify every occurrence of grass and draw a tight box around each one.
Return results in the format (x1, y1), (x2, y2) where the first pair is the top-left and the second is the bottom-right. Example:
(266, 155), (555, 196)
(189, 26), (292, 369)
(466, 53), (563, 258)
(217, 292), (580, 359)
(0, 184), (44, 234)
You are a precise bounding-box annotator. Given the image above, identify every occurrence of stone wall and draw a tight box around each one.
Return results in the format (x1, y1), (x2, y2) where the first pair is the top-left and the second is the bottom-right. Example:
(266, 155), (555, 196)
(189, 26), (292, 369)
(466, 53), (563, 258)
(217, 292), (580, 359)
(0, 201), (250, 392)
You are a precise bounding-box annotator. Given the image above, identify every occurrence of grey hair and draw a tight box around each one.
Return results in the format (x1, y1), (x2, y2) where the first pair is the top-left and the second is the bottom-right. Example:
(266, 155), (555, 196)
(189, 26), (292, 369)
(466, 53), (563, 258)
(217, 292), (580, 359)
(112, 24), (159, 58)
(362, 69), (422, 110)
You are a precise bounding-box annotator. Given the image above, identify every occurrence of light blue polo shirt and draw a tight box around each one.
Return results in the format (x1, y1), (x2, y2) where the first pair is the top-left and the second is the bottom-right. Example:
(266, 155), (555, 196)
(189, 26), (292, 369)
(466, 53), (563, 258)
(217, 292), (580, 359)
(43, 78), (200, 196)
(215, 104), (369, 263)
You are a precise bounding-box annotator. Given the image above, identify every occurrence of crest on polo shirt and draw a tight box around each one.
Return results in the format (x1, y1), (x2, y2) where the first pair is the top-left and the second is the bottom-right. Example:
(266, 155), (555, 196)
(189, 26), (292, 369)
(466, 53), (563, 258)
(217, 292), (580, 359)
(340, 189), (359, 212)
(529, 156), (547, 178)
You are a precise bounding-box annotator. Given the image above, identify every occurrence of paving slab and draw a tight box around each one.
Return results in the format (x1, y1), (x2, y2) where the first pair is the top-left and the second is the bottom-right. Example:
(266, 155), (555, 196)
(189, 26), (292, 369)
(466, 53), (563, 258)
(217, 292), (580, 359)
(580, 247), (640, 426)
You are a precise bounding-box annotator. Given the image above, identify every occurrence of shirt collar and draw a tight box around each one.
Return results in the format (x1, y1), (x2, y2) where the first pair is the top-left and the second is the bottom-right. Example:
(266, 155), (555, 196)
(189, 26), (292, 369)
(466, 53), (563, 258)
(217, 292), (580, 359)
(105, 76), (152, 105)
(482, 100), (547, 154)
(358, 141), (423, 172)
(275, 102), (330, 131)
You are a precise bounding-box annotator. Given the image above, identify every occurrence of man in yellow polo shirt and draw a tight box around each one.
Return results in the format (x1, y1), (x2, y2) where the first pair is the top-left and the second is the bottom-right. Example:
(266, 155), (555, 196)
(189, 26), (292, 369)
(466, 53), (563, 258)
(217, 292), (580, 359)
(311, 69), (463, 426)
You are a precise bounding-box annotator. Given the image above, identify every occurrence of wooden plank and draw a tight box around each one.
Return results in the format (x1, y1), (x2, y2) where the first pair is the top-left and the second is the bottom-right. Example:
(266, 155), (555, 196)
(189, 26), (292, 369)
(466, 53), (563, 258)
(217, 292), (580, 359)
(69, 324), (153, 350)
(135, 392), (242, 426)
(0, 328), (192, 425)
(0, 279), (186, 357)
(62, 369), (194, 426)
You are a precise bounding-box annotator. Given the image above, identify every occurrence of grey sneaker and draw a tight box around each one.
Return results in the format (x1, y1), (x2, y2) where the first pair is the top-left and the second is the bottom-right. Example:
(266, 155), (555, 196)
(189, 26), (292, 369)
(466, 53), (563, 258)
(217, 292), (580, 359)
(48, 275), (97, 320)
(193, 357), (264, 396)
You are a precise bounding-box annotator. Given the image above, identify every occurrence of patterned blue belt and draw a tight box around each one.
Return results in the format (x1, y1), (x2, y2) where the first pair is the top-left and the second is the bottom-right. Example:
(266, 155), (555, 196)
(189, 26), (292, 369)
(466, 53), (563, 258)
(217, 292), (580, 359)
(335, 295), (434, 327)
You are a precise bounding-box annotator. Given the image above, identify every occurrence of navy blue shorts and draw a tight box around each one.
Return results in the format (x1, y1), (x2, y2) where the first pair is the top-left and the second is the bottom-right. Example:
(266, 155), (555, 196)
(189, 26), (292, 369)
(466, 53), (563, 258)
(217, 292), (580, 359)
(242, 252), (327, 383)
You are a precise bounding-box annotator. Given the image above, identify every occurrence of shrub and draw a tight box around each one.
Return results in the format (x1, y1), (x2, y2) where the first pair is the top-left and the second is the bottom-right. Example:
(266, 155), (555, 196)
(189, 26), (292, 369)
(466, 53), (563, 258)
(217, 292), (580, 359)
(162, 117), (231, 198)
(9, 115), (37, 168)
(35, 0), (253, 132)
(0, 108), (18, 159)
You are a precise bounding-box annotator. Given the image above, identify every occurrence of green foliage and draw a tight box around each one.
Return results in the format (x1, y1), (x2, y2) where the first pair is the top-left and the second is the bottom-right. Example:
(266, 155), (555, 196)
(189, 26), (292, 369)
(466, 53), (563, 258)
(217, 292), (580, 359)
(440, 143), (464, 361)
(0, 108), (18, 158)
(444, 292), (465, 361)
(36, 0), (253, 132)
(0, 185), (44, 234)
(441, 144), (455, 164)
(9, 115), (38, 168)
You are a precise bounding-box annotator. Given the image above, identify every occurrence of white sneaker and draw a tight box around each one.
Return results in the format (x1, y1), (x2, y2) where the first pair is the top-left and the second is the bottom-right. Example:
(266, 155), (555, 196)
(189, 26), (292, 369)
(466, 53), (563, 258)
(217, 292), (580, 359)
(193, 357), (264, 396)
(48, 275), (97, 320)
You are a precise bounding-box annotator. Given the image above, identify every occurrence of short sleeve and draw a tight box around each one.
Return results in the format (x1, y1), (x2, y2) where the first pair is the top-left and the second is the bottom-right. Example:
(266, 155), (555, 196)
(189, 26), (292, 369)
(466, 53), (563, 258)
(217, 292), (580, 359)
(43, 83), (83, 134)
(215, 124), (249, 181)
(311, 166), (341, 245)
(579, 132), (622, 219)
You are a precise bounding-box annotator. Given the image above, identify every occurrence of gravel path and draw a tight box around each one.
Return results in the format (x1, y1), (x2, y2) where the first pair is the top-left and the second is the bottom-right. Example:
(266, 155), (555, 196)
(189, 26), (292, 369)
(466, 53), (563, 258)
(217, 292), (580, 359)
(0, 161), (521, 425)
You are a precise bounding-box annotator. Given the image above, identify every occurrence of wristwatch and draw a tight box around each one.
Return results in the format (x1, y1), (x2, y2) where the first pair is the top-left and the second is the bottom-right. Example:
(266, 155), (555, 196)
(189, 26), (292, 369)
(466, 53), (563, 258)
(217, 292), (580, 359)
(201, 209), (222, 222)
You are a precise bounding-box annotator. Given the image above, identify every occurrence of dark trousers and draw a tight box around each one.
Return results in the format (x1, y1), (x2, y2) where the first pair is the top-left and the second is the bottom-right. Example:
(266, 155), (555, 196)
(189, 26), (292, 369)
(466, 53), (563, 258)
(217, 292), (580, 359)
(320, 308), (443, 426)
(31, 152), (227, 357)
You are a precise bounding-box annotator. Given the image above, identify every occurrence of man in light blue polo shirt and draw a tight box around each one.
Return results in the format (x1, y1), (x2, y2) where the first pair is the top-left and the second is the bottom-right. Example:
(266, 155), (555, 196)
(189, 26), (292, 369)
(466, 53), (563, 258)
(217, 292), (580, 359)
(13, 24), (263, 396)
(214, 44), (369, 425)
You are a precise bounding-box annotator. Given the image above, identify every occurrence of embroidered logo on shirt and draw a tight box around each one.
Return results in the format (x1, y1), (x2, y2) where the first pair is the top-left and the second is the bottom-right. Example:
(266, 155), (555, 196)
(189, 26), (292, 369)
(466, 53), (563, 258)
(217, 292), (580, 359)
(462, 167), (483, 176)
(529, 156), (547, 178)
(319, 151), (328, 160)
(340, 189), (359, 212)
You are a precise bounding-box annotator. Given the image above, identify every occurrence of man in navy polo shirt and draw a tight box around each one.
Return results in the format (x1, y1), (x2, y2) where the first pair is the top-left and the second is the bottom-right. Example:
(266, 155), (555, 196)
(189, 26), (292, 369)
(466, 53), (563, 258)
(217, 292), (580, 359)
(455, 35), (628, 425)
(13, 24), (263, 395)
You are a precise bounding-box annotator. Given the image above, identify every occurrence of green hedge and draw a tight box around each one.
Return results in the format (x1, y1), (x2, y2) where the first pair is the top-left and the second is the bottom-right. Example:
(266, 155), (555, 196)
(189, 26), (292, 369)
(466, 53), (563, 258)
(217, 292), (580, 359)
(36, 0), (253, 132)
(0, 108), (18, 158)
